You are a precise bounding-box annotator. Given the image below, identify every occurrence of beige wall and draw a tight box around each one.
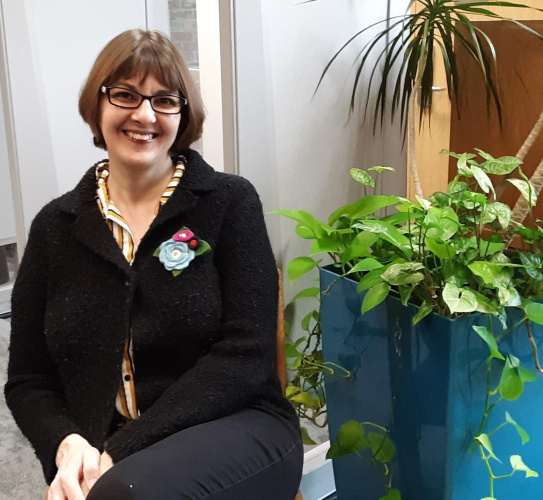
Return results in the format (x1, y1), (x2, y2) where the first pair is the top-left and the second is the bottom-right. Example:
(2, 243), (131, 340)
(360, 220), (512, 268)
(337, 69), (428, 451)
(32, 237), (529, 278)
(409, 1), (543, 199)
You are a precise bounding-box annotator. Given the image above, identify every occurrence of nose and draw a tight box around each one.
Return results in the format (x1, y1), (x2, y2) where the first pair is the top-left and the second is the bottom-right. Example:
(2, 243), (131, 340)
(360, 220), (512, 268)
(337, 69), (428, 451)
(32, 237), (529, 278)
(131, 98), (156, 123)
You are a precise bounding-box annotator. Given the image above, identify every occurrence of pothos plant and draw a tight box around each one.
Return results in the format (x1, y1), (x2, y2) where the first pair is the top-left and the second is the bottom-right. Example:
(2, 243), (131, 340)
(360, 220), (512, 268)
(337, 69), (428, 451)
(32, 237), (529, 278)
(275, 149), (543, 500)
(284, 289), (350, 445)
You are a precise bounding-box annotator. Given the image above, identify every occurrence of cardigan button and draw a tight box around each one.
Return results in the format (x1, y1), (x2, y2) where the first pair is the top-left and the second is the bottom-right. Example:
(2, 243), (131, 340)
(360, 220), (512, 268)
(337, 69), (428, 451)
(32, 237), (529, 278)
(124, 375), (131, 382)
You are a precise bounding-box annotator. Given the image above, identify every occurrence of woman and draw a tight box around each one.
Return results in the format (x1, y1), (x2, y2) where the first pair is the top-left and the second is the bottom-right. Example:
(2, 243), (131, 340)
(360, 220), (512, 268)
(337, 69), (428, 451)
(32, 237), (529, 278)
(5, 29), (303, 500)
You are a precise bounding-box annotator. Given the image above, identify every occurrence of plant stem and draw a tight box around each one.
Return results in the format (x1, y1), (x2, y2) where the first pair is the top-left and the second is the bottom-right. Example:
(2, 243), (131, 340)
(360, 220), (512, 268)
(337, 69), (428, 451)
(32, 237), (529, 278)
(479, 445), (495, 498)
(525, 317), (543, 373)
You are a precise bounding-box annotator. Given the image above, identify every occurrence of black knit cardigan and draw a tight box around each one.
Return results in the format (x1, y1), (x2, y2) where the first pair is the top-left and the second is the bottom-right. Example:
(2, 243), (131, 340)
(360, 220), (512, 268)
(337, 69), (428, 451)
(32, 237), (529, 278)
(5, 149), (298, 484)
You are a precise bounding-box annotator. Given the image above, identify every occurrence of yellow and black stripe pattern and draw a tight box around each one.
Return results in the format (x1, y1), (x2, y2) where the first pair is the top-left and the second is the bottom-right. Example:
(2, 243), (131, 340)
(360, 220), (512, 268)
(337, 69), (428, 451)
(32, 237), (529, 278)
(95, 157), (186, 419)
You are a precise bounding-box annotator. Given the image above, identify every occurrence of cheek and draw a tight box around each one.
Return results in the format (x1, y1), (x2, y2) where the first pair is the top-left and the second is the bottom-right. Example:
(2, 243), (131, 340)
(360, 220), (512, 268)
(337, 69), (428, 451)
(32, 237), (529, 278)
(166, 116), (182, 143)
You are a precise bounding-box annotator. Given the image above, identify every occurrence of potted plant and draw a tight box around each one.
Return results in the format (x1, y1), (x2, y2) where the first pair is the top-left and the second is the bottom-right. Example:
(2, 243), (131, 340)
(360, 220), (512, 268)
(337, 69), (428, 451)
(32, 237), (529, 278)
(275, 149), (543, 500)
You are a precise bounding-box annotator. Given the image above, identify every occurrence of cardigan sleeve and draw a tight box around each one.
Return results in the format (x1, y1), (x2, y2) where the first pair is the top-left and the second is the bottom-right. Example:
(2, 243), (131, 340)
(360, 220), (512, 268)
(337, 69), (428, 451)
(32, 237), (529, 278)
(4, 208), (84, 484)
(104, 177), (280, 462)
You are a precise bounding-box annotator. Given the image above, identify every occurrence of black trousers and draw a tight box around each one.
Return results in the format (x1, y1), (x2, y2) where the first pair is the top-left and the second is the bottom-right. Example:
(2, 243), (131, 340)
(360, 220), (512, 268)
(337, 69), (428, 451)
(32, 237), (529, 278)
(87, 409), (303, 499)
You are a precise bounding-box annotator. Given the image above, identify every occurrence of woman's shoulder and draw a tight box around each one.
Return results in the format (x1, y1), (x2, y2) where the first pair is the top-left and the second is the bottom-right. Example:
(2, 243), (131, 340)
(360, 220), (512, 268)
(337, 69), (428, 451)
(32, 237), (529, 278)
(30, 165), (98, 225)
(181, 149), (260, 201)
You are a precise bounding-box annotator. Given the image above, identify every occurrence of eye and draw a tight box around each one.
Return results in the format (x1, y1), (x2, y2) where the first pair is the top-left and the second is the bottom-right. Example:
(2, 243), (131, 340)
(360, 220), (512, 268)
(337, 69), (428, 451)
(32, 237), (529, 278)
(110, 89), (138, 103)
(153, 96), (181, 109)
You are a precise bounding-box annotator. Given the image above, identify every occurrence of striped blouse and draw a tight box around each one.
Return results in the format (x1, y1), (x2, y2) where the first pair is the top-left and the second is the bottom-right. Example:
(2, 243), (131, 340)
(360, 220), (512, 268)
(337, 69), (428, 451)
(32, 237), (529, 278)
(95, 157), (186, 420)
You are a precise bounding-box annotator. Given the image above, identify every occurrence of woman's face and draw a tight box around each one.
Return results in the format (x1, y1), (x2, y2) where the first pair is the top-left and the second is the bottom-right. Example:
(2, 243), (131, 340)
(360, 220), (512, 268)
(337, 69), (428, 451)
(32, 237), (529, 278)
(99, 74), (182, 172)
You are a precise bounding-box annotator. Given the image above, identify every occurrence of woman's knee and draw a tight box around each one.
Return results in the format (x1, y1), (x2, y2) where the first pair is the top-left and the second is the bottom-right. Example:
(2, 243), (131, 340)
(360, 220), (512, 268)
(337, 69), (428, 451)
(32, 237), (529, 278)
(86, 465), (138, 500)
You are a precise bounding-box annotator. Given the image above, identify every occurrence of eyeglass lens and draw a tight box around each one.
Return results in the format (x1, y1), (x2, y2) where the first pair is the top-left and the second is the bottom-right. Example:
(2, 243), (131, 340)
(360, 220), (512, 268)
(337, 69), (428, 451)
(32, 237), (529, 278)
(108, 88), (183, 114)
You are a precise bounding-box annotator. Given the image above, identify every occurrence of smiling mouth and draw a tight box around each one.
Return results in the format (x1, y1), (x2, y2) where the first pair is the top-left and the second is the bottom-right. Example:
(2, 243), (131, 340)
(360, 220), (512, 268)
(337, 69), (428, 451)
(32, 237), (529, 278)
(124, 131), (157, 141)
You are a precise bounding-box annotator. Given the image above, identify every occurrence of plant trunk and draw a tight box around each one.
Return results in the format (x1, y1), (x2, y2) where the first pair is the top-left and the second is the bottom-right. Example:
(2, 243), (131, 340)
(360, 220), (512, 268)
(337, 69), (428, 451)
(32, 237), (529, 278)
(517, 108), (543, 162)
(503, 108), (543, 247)
(409, 93), (423, 199)
(505, 156), (543, 247)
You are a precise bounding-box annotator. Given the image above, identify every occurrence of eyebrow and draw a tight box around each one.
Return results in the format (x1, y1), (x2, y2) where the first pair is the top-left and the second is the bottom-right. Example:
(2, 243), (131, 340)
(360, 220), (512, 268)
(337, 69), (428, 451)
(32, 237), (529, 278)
(114, 82), (179, 96)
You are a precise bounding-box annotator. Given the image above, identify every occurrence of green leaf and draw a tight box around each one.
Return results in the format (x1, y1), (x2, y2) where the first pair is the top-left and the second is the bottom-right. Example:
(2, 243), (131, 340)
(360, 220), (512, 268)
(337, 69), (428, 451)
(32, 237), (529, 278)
(471, 165), (495, 196)
(153, 247), (161, 257)
(326, 442), (352, 459)
(473, 292), (500, 315)
(399, 284), (414, 306)
(287, 257), (321, 282)
(195, 240), (211, 256)
(368, 432), (396, 463)
(479, 239), (505, 257)
(519, 252), (543, 281)
(290, 287), (320, 302)
(350, 168), (375, 187)
(381, 262), (425, 286)
(341, 231), (379, 262)
(510, 455), (539, 478)
(478, 152), (522, 175)
(507, 178), (537, 207)
(285, 344), (299, 359)
(309, 237), (339, 256)
(442, 283), (478, 314)
(301, 310), (315, 331)
(285, 386), (300, 398)
(505, 412), (530, 445)
(296, 225), (316, 239)
(357, 268), (385, 292)
(337, 420), (366, 451)
(468, 262), (507, 287)
(329, 195), (399, 225)
(353, 220), (411, 255)
(499, 356), (524, 401)
(457, 153), (474, 177)
(517, 366), (538, 383)
(347, 258), (384, 274)
(425, 237), (455, 260)
(379, 489), (401, 500)
(472, 325), (505, 360)
(487, 202), (512, 229)
(525, 302), (543, 325)
(172, 269), (183, 277)
(290, 391), (321, 409)
(413, 302), (433, 325)
(362, 282), (391, 314)
(273, 208), (313, 224)
(300, 426), (316, 445)
(447, 180), (468, 195)
(475, 434), (500, 462)
(368, 166), (395, 173)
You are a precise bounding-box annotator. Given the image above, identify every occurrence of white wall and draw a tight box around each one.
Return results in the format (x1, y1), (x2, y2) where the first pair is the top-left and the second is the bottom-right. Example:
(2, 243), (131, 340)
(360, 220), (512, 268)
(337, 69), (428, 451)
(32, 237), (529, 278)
(252, 0), (408, 301)
(1, 0), (171, 234)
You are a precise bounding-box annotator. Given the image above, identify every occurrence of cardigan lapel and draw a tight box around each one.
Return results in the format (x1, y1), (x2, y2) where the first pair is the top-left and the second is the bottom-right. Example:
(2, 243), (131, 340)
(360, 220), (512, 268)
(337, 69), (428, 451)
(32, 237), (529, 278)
(143, 149), (217, 229)
(56, 150), (217, 273)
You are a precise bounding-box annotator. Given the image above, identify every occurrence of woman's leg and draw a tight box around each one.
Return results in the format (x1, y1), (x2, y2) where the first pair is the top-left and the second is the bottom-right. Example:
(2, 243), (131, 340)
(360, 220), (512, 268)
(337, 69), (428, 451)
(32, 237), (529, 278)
(87, 409), (303, 500)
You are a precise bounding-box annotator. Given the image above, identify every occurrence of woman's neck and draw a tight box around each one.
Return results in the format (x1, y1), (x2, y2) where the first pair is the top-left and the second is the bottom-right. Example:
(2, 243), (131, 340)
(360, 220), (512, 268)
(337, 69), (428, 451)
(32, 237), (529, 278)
(106, 157), (174, 208)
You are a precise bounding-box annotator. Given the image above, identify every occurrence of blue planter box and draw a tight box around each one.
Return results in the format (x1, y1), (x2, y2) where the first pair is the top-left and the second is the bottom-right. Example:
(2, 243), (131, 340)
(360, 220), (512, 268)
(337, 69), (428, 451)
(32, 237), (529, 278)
(320, 266), (543, 500)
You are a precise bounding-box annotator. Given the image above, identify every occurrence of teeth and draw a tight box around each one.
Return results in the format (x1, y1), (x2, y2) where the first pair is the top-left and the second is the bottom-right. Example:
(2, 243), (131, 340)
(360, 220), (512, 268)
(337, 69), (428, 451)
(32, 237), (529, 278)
(126, 131), (154, 141)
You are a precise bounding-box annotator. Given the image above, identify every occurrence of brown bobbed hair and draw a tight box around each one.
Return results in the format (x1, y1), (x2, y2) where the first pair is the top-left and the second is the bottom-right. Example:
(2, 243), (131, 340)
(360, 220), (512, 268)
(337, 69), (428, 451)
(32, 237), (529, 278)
(79, 29), (205, 155)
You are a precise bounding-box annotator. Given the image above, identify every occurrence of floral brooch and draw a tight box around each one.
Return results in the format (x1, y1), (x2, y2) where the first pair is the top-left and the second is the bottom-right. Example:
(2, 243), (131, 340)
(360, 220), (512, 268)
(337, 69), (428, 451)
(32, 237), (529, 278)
(154, 227), (210, 277)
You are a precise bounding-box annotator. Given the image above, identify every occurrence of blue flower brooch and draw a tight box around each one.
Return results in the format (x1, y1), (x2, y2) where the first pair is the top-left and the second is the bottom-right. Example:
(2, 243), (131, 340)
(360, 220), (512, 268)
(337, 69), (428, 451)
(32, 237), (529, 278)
(154, 227), (210, 277)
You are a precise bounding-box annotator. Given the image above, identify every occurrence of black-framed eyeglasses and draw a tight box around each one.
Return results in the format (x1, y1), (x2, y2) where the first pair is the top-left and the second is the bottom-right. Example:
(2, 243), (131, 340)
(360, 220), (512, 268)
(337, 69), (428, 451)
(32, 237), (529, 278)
(100, 86), (187, 115)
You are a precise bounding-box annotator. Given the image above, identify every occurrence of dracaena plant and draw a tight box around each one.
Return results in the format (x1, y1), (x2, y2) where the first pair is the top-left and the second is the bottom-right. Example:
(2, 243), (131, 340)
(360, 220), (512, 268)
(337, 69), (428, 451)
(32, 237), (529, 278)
(316, 0), (543, 132)
(275, 149), (543, 498)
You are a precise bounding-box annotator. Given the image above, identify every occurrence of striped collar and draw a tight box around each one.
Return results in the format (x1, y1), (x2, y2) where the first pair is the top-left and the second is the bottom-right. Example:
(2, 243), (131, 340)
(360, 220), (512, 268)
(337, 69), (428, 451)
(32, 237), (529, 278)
(95, 157), (186, 220)
(94, 158), (186, 264)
